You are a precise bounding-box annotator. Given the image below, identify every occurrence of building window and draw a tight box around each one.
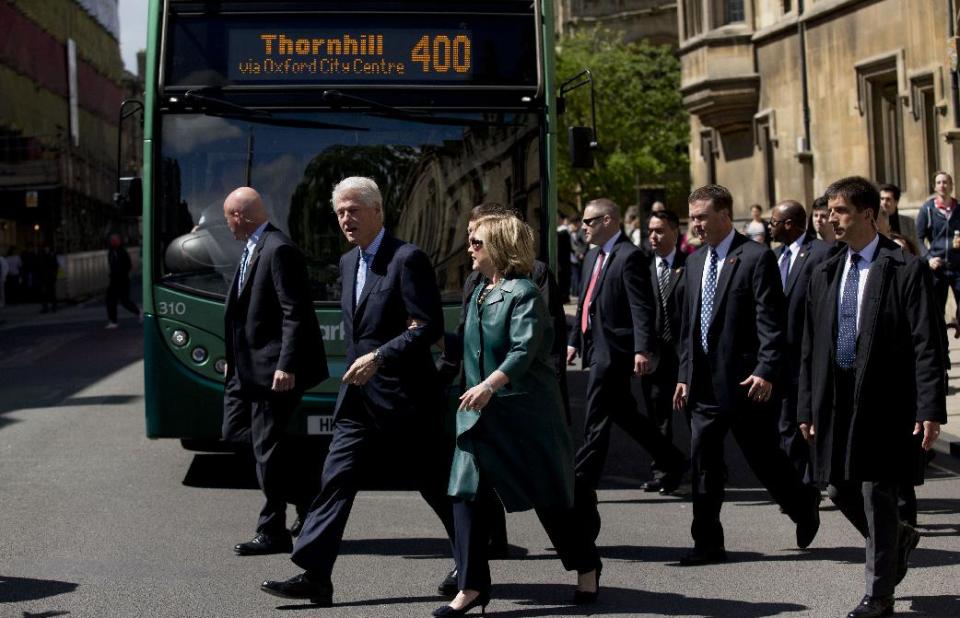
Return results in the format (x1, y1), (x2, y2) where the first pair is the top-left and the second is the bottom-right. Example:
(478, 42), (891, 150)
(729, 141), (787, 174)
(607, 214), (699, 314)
(724, 0), (745, 24)
(755, 115), (777, 206)
(857, 57), (905, 188)
(700, 129), (717, 185)
(913, 76), (940, 192)
(684, 0), (704, 39)
(782, 0), (792, 14)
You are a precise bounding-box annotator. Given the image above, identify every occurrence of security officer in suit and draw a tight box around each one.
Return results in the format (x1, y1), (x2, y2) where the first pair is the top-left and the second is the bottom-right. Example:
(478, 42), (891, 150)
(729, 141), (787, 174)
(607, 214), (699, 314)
(221, 187), (328, 556)
(641, 209), (689, 493)
(799, 177), (946, 618)
(260, 177), (454, 607)
(567, 198), (686, 540)
(673, 185), (820, 566)
(769, 200), (834, 487)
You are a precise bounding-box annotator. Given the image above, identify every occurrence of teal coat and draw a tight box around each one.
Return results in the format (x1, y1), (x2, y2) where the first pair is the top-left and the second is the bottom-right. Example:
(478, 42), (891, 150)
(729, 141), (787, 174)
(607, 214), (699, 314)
(447, 277), (575, 512)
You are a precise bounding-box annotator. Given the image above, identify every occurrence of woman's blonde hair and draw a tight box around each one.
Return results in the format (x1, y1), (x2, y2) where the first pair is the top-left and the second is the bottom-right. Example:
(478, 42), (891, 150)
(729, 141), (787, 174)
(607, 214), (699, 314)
(474, 214), (535, 278)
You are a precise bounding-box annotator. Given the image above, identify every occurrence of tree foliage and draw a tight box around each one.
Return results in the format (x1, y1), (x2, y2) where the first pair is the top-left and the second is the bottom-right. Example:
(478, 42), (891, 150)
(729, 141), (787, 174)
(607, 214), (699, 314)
(556, 29), (689, 213)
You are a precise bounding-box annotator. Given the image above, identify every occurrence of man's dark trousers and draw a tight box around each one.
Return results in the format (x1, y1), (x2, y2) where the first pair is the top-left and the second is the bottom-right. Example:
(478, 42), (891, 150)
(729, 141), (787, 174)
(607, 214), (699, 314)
(222, 374), (311, 536)
(828, 368), (901, 598)
(689, 346), (813, 551)
(641, 346), (686, 480)
(291, 392), (455, 579)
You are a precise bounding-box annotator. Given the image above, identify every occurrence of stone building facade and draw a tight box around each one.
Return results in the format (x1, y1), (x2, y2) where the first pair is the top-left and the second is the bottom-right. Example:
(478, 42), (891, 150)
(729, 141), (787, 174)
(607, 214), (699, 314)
(678, 0), (957, 216)
(556, 0), (679, 46)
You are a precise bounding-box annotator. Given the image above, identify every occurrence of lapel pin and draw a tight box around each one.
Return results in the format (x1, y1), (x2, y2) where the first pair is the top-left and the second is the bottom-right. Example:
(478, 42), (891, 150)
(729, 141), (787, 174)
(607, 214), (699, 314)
(727, 257), (737, 264)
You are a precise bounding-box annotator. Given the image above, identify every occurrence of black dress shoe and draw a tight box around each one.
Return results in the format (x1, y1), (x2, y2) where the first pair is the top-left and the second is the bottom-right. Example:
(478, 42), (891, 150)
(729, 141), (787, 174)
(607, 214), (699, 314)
(234, 533), (292, 556)
(572, 562), (602, 605)
(796, 490), (821, 549)
(641, 479), (663, 492)
(847, 595), (893, 617)
(261, 573), (333, 606)
(679, 548), (727, 566)
(896, 524), (921, 585)
(438, 568), (458, 598)
(432, 590), (490, 616)
(658, 462), (687, 495)
(290, 517), (303, 538)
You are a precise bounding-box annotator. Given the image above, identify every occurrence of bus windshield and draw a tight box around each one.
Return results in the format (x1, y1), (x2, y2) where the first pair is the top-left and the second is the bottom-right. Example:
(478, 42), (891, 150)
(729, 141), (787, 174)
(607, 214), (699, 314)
(156, 110), (542, 303)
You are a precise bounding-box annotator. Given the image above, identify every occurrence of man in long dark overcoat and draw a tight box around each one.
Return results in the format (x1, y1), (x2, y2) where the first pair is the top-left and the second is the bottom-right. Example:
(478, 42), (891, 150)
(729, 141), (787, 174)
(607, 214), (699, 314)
(798, 176), (946, 618)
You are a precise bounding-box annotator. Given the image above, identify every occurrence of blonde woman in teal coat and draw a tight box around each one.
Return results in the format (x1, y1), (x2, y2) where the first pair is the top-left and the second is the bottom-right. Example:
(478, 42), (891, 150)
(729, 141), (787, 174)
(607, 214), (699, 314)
(433, 215), (601, 617)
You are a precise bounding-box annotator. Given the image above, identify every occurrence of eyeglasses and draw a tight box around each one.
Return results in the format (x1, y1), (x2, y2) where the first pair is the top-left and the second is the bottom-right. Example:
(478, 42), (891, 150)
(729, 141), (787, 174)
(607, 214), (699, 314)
(582, 215), (605, 227)
(769, 219), (787, 227)
(469, 238), (484, 249)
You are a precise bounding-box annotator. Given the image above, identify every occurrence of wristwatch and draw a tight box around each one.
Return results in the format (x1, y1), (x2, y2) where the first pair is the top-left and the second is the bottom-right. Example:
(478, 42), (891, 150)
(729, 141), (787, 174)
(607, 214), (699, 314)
(373, 348), (384, 367)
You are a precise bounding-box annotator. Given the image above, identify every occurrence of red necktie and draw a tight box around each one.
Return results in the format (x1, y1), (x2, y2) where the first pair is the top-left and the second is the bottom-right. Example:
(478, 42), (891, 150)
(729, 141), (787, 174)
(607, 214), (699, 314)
(581, 250), (606, 333)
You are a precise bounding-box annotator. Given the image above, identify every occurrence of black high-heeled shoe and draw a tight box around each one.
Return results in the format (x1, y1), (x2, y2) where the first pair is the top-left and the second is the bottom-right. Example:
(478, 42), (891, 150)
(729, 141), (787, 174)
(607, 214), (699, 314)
(432, 590), (490, 616)
(572, 562), (602, 605)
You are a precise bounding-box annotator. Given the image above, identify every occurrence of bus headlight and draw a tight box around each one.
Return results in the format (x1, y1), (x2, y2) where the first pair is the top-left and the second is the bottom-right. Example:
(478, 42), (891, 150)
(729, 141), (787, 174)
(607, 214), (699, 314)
(171, 329), (189, 347)
(214, 358), (227, 374)
(191, 346), (208, 363)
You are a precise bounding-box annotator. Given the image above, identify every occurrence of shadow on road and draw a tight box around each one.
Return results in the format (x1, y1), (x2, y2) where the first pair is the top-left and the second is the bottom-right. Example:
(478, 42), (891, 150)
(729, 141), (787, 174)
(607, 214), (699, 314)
(0, 574), (78, 603)
(900, 594), (960, 616)
(182, 453), (259, 489)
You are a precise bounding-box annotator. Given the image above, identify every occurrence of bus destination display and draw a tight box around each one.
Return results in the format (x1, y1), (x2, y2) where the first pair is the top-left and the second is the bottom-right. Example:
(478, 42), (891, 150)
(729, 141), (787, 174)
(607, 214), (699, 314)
(231, 30), (473, 81)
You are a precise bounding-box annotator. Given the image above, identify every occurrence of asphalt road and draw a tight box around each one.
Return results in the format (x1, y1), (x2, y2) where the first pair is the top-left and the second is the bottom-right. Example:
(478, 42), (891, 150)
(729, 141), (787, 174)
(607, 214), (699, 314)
(1, 304), (959, 617)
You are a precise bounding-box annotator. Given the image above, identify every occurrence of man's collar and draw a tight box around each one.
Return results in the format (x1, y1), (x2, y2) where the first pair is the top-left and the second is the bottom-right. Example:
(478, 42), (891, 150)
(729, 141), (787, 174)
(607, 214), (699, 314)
(710, 227), (736, 258)
(788, 235), (805, 255)
(848, 233), (880, 263)
(246, 221), (269, 248)
(359, 226), (386, 256)
(600, 230), (621, 254)
(657, 247), (677, 267)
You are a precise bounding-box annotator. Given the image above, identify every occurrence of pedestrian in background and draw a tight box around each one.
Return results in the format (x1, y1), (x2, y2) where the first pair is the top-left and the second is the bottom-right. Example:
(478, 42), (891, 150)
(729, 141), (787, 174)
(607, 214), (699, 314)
(38, 245), (58, 313)
(568, 215), (587, 298)
(878, 184), (917, 241)
(798, 176), (946, 618)
(220, 187), (328, 558)
(105, 233), (142, 329)
(916, 171), (960, 321)
(811, 196), (837, 244)
(556, 214), (572, 304)
(0, 250), (8, 309)
(743, 204), (771, 245)
(4, 247), (20, 303)
(437, 214), (600, 616)
(624, 205), (643, 246)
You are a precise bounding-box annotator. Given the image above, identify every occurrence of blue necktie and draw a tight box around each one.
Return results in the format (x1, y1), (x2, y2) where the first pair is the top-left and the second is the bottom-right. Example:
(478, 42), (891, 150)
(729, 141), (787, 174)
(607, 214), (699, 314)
(238, 245), (250, 288)
(836, 253), (862, 368)
(779, 247), (792, 290)
(355, 251), (372, 304)
(700, 248), (719, 353)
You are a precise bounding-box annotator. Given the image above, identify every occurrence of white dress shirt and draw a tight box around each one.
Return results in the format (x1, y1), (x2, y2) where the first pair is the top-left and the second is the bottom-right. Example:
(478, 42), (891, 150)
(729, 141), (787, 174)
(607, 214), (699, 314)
(700, 227), (737, 295)
(837, 233), (880, 331)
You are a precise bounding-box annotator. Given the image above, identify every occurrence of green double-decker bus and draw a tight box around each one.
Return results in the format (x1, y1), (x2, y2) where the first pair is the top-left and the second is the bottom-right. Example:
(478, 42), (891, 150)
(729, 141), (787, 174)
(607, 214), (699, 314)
(139, 0), (563, 444)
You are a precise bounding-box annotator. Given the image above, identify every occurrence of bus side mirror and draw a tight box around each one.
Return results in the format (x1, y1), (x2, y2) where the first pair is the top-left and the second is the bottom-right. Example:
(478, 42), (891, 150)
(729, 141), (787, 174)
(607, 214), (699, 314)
(569, 127), (595, 169)
(115, 176), (143, 217)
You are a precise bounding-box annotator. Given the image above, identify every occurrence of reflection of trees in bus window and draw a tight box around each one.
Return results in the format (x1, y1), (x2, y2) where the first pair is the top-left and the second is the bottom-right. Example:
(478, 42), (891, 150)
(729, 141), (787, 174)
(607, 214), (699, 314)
(157, 112), (541, 304)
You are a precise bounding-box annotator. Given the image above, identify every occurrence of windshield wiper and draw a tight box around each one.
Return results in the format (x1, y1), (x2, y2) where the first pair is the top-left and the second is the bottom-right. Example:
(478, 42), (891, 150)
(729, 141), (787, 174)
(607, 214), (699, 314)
(321, 90), (511, 128)
(181, 90), (368, 131)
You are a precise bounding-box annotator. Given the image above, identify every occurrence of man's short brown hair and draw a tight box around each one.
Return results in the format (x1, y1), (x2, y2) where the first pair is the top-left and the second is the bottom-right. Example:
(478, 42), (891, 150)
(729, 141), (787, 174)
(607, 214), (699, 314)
(688, 184), (733, 216)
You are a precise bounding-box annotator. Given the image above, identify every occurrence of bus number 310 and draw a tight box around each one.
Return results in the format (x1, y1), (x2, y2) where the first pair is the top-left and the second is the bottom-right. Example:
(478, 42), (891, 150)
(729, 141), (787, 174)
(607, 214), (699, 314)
(410, 35), (471, 73)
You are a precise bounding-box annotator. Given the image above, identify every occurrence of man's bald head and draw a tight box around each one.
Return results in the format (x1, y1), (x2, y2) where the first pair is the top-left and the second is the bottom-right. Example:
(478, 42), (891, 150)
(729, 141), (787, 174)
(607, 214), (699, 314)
(770, 199), (807, 244)
(223, 186), (268, 240)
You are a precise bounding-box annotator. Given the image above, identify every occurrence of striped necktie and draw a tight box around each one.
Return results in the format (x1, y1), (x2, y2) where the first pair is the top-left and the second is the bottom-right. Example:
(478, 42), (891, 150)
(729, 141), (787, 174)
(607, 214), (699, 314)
(238, 245), (250, 288)
(658, 259), (672, 342)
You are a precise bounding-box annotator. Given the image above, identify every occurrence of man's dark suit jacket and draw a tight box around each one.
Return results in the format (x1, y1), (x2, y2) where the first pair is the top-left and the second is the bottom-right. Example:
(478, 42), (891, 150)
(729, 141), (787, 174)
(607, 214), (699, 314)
(778, 237), (835, 394)
(797, 235), (947, 483)
(336, 232), (443, 419)
(224, 223), (327, 393)
(568, 233), (657, 367)
(677, 231), (784, 411)
(650, 250), (687, 358)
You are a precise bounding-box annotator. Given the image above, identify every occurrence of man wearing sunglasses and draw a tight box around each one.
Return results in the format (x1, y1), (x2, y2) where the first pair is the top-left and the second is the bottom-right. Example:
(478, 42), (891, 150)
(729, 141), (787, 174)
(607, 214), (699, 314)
(567, 198), (687, 541)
